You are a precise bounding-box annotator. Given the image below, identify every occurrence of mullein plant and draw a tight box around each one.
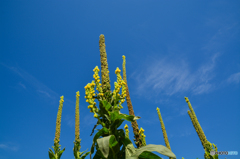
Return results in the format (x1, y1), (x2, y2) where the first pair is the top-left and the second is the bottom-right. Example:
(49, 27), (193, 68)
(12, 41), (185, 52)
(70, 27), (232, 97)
(49, 34), (177, 159)
(122, 55), (143, 148)
(83, 35), (176, 159)
(73, 91), (90, 159)
(139, 128), (147, 146)
(49, 96), (65, 159)
(156, 107), (172, 159)
(185, 97), (218, 159)
(84, 63), (176, 159)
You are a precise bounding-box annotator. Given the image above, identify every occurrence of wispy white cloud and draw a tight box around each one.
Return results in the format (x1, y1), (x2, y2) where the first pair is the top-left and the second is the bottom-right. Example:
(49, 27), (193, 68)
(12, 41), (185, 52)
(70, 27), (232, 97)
(0, 143), (19, 151)
(0, 63), (66, 105)
(227, 72), (240, 84)
(18, 82), (26, 89)
(131, 53), (219, 97)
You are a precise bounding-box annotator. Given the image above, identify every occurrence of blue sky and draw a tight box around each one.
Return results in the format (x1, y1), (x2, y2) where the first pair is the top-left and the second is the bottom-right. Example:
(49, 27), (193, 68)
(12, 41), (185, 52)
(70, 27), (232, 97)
(0, 1), (239, 159)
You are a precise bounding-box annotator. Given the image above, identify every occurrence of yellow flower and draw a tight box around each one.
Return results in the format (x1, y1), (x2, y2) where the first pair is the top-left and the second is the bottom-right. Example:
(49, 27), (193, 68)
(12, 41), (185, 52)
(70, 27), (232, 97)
(115, 67), (121, 74)
(124, 124), (128, 129)
(94, 114), (98, 118)
(86, 99), (89, 102)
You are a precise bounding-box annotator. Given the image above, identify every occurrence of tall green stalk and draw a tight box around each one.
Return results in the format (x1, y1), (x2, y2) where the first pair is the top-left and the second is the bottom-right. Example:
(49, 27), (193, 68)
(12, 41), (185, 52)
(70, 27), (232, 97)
(122, 55), (142, 148)
(99, 34), (111, 99)
(156, 107), (172, 159)
(73, 91), (90, 159)
(185, 97), (218, 159)
(49, 96), (65, 159)
(185, 97), (207, 149)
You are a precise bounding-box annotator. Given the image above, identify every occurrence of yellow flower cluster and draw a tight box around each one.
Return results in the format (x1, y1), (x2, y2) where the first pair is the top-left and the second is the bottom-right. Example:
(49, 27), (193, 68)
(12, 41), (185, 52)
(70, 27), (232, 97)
(84, 80), (98, 118)
(112, 67), (127, 109)
(114, 67), (122, 97)
(93, 66), (104, 97)
(139, 127), (145, 135)
(76, 91), (80, 97)
(139, 127), (146, 146)
(124, 124), (129, 138)
(60, 96), (64, 102)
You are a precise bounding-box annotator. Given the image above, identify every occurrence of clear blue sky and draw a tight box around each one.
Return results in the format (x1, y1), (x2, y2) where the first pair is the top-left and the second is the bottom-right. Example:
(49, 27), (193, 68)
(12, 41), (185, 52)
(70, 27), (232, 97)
(0, 1), (239, 159)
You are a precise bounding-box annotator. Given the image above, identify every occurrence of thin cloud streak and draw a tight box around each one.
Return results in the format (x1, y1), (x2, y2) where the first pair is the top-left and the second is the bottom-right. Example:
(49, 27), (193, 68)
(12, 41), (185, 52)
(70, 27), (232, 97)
(0, 144), (19, 151)
(0, 63), (65, 105)
(131, 53), (219, 97)
(227, 72), (240, 84)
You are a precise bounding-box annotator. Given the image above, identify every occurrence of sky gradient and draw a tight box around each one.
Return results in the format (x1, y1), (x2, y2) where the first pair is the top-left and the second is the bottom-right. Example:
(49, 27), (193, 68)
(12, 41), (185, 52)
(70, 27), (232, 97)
(0, 1), (240, 159)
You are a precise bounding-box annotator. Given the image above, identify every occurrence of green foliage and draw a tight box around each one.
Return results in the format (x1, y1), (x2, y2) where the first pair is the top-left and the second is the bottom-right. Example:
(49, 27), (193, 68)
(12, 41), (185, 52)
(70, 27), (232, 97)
(48, 143), (65, 159)
(88, 93), (176, 159)
(48, 35), (218, 159)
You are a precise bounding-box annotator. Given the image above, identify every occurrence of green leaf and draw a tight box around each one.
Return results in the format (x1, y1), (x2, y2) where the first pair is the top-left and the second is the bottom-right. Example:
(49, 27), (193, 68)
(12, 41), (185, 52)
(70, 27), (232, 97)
(58, 147), (65, 159)
(138, 151), (162, 159)
(121, 137), (136, 158)
(90, 127), (109, 155)
(96, 136), (111, 158)
(48, 149), (56, 159)
(101, 100), (112, 111)
(80, 151), (90, 159)
(118, 113), (141, 122)
(109, 135), (120, 154)
(78, 149), (89, 157)
(110, 111), (119, 122)
(111, 119), (124, 130)
(93, 149), (106, 159)
(131, 144), (176, 159)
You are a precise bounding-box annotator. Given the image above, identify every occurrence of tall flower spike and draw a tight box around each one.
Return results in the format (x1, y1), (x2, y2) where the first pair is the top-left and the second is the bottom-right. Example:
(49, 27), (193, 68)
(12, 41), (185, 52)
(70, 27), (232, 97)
(139, 127), (146, 146)
(49, 95), (65, 159)
(124, 124), (129, 138)
(185, 97), (208, 150)
(75, 91), (81, 143)
(99, 34), (111, 96)
(93, 66), (103, 96)
(122, 55), (142, 148)
(54, 96), (64, 144)
(156, 107), (171, 151)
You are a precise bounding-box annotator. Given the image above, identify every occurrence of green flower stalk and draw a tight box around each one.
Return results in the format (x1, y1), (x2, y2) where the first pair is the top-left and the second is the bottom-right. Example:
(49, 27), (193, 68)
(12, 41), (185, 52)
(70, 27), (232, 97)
(122, 55), (142, 148)
(185, 97), (207, 149)
(139, 127), (147, 146)
(73, 91), (90, 159)
(54, 96), (64, 144)
(124, 124), (130, 138)
(185, 97), (218, 159)
(99, 34), (111, 97)
(187, 110), (204, 147)
(75, 92), (81, 143)
(48, 96), (65, 159)
(156, 107), (171, 151)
